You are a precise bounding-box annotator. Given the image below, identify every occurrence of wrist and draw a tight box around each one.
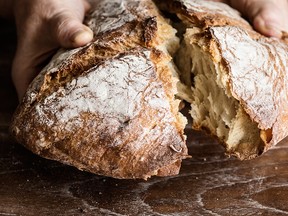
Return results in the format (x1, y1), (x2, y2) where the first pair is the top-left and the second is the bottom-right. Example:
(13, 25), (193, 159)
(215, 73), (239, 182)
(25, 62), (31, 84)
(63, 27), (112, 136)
(0, 0), (15, 19)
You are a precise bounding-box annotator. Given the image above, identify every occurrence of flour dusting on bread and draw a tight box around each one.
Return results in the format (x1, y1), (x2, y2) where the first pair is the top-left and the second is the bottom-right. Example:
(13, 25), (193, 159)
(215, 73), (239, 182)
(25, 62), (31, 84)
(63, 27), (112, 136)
(11, 0), (288, 179)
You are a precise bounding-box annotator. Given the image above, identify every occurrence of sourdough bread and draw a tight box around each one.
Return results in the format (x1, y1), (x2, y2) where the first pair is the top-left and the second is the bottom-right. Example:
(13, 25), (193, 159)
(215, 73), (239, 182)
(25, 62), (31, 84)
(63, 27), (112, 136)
(163, 0), (288, 159)
(11, 0), (288, 179)
(11, 0), (189, 179)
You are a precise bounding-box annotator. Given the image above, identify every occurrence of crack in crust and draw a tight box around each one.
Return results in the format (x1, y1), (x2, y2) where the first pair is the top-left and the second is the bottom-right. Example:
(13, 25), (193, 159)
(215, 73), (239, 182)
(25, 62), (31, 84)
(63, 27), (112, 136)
(11, 0), (188, 180)
(11, 0), (288, 179)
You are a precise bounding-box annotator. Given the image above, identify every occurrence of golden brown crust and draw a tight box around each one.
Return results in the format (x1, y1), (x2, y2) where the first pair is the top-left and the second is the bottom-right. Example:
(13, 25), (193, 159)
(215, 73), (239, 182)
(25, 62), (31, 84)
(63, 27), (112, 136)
(209, 27), (288, 149)
(154, 0), (252, 29)
(11, 0), (188, 179)
(12, 0), (287, 177)
(164, 0), (288, 159)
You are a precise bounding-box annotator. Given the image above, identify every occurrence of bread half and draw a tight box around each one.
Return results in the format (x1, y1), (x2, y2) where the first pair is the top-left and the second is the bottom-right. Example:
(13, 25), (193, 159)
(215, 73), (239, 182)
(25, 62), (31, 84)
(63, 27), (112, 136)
(11, 0), (189, 179)
(162, 0), (288, 159)
(11, 0), (288, 179)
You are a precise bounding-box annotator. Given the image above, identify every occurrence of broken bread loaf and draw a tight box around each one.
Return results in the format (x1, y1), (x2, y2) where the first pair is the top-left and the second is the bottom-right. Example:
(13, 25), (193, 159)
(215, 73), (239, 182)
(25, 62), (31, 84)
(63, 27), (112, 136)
(10, 0), (189, 179)
(11, 0), (288, 179)
(162, 0), (288, 159)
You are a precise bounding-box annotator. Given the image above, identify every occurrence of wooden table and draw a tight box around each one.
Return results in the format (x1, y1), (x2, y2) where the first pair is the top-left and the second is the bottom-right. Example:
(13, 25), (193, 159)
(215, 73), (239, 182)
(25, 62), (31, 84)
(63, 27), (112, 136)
(1, 19), (288, 216)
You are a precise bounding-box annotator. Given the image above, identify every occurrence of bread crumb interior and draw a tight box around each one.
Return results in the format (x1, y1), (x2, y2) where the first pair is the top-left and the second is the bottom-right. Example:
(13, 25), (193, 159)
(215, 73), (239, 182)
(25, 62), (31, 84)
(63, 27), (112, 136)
(174, 27), (264, 159)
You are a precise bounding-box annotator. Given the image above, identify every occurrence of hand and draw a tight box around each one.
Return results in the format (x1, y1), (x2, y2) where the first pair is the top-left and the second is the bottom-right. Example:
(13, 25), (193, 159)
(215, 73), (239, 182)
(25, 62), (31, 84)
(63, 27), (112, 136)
(211, 0), (288, 38)
(12, 0), (93, 100)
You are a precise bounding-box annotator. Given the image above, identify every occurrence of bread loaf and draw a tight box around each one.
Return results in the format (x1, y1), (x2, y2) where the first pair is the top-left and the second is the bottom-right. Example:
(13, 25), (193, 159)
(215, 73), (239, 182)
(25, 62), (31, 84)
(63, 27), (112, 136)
(11, 0), (288, 179)
(11, 0), (189, 179)
(161, 0), (288, 159)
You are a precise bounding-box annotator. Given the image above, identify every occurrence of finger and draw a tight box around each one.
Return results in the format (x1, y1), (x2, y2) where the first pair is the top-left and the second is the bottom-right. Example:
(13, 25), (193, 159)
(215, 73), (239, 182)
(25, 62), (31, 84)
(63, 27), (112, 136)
(205, 0), (229, 3)
(12, 0), (94, 101)
(252, 4), (286, 38)
(82, 0), (92, 12)
(49, 11), (93, 48)
(229, 0), (288, 38)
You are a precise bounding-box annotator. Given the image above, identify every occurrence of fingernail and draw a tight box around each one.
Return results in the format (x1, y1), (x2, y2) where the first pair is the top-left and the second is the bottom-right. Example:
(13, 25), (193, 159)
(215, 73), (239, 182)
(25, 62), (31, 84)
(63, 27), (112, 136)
(72, 27), (93, 47)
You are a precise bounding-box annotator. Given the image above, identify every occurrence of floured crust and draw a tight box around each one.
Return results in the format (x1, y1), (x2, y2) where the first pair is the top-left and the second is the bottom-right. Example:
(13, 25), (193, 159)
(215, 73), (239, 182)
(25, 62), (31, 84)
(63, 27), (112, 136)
(161, 0), (288, 159)
(12, 0), (288, 177)
(210, 26), (288, 151)
(154, 0), (252, 30)
(11, 0), (188, 179)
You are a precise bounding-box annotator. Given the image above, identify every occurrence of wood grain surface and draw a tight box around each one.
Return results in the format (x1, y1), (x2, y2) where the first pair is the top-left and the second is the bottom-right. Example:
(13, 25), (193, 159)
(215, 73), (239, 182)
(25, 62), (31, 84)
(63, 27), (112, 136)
(1, 19), (288, 216)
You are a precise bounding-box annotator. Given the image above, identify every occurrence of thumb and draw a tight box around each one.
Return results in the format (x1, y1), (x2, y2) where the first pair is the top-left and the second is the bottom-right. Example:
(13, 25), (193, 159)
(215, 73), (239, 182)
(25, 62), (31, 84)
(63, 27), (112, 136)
(49, 11), (93, 48)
